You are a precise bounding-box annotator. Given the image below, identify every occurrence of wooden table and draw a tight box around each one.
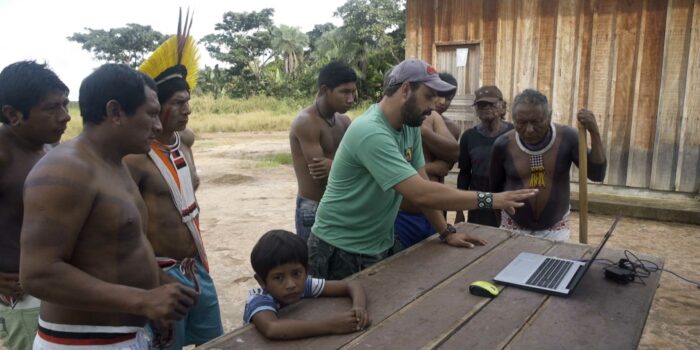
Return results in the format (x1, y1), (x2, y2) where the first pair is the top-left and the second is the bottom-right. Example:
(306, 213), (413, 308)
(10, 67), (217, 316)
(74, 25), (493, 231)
(201, 223), (663, 350)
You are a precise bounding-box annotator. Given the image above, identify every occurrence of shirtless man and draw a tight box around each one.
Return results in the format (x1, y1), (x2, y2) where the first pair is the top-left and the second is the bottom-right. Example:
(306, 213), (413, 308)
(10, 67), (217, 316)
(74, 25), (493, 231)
(20, 64), (196, 349)
(0, 61), (70, 350)
(393, 73), (460, 248)
(125, 63), (223, 349)
(435, 73), (461, 141)
(290, 61), (357, 242)
(490, 89), (606, 241)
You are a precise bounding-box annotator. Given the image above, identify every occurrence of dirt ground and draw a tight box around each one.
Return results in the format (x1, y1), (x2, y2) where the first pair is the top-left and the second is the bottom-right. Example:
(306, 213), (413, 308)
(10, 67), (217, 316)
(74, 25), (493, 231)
(195, 131), (700, 349)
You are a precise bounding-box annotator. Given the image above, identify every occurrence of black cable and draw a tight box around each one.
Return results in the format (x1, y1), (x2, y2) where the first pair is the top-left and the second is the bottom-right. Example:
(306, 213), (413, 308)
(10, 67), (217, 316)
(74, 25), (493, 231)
(583, 250), (700, 288)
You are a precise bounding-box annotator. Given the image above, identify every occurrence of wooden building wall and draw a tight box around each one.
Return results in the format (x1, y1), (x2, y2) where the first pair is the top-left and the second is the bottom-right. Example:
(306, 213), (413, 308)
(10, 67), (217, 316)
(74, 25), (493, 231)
(406, 0), (700, 193)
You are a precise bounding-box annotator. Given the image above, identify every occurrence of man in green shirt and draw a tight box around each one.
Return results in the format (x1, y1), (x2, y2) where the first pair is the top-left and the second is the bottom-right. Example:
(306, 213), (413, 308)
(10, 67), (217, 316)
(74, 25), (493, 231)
(308, 59), (537, 280)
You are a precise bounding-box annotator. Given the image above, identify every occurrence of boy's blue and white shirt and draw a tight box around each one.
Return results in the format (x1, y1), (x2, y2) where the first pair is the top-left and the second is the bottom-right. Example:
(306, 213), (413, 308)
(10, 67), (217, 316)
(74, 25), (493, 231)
(243, 276), (326, 324)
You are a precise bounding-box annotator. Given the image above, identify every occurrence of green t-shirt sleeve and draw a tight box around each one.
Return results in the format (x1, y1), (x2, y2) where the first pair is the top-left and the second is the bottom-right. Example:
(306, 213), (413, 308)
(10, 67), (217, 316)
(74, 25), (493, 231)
(411, 129), (426, 170)
(355, 132), (418, 192)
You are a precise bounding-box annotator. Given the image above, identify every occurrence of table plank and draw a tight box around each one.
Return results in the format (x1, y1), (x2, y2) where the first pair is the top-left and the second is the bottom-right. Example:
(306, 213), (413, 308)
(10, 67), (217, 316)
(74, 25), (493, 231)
(200, 224), (510, 349)
(437, 240), (591, 350)
(503, 249), (664, 350)
(340, 233), (555, 350)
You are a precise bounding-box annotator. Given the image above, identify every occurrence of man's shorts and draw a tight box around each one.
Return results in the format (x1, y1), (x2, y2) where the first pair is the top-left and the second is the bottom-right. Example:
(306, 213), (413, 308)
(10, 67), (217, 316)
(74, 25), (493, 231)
(157, 258), (223, 349)
(0, 295), (40, 350)
(394, 210), (436, 248)
(307, 233), (399, 280)
(295, 195), (319, 242)
(34, 318), (148, 349)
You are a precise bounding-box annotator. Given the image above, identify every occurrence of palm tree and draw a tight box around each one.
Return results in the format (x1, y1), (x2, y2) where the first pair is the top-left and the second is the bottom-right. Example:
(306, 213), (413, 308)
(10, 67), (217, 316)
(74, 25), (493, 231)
(271, 25), (309, 76)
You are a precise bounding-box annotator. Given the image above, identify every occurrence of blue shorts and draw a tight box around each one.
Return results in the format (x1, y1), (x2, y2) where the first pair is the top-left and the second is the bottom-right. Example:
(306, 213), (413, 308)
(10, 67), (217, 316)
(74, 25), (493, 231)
(295, 195), (319, 242)
(154, 259), (223, 349)
(394, 210), (436, 248)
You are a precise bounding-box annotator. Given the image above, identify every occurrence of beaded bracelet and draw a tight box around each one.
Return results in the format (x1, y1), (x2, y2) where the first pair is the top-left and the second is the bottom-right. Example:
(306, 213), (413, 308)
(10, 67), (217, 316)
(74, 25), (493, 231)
(477, 192), (493, 209)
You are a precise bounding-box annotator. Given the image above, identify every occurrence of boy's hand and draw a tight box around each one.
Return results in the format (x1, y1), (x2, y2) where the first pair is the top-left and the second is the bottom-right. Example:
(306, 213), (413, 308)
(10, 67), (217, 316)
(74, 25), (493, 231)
(351, 307), (371, 330)
(329, 310), (361, 334)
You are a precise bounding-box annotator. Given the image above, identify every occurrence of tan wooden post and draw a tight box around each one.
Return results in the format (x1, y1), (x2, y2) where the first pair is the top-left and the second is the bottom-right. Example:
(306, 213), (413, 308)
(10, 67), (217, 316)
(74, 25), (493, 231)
(578, 122), (588, 244)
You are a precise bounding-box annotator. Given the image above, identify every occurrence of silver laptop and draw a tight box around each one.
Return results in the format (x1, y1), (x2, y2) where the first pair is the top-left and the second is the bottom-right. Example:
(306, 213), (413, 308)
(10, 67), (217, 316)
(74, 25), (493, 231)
(494, 216), (621, 296)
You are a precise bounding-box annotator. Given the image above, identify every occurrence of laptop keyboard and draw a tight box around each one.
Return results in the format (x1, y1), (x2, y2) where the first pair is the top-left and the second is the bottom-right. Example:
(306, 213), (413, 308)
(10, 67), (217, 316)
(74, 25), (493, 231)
(526, 258), (574, 289)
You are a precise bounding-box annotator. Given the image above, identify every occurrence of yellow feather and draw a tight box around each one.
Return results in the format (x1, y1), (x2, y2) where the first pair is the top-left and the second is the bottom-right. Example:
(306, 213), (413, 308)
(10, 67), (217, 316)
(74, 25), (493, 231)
(139, 36), (199, 90)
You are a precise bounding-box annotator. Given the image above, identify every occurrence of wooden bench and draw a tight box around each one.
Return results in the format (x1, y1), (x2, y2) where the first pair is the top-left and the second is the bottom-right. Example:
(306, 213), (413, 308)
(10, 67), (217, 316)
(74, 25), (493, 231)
(200, 223), (663, 350)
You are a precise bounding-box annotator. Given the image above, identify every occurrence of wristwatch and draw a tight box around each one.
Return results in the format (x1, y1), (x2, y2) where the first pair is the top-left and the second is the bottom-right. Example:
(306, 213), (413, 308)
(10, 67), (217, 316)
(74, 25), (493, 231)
(439, 224), (457, 242)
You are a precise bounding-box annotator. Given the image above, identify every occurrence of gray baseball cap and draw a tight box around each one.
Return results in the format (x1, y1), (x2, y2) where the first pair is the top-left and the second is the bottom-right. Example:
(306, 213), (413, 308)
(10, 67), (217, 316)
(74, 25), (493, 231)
(386, 59), (456, 93)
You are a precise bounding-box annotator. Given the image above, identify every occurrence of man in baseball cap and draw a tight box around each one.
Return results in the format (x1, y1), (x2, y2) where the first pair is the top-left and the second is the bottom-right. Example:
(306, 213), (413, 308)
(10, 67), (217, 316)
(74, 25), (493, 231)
(385, 58), (457, 93)
(472, 85), (504, 105)
(307, 58), (537, 280)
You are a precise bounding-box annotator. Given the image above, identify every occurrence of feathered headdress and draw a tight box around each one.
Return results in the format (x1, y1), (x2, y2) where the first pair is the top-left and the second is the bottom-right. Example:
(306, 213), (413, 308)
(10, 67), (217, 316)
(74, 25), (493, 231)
(139, 8), (199, 90)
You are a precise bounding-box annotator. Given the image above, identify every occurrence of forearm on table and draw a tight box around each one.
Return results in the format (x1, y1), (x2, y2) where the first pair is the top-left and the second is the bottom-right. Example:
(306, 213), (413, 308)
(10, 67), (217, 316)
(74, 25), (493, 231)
(257, 318), (334, 340)
(347, 281), (367, 309)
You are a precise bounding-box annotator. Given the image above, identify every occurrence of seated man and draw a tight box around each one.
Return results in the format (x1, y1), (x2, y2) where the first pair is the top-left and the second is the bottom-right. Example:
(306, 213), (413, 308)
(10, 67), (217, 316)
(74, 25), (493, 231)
(0, 61), (70, 350)
(490, 89), (606, 240)
(308, 59), (537, 280)
(20, 64), (196, 350)
(244, 230), (369, 339)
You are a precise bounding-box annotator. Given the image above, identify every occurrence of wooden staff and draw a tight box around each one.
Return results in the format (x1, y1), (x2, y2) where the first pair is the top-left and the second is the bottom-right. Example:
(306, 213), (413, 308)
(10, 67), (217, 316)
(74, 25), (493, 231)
(578, 122), (588, 244)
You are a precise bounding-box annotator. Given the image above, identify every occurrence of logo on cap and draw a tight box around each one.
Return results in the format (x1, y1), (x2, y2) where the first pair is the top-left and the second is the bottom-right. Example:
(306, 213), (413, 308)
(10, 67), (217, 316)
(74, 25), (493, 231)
(426, 66), (437, 75)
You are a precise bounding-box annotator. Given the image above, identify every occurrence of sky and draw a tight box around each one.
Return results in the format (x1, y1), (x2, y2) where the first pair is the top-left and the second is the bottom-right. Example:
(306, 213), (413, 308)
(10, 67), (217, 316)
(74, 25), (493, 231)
(0, 0), (347, 100)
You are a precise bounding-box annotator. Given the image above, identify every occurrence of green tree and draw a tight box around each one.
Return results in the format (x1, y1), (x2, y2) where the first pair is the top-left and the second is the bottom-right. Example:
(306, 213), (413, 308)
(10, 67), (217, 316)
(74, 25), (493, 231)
(271, 25), (309, 75)
(306, 23), (337, 53)
(332, 0), (405, 100)
(197, 65), (234, 99)
(201, 8), (275, 96)
(67, 24), (167, 68)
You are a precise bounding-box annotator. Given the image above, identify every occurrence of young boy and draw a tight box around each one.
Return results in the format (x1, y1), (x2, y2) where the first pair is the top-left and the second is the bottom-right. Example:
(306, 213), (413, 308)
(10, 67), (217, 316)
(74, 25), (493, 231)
(244, 230), (370, 339)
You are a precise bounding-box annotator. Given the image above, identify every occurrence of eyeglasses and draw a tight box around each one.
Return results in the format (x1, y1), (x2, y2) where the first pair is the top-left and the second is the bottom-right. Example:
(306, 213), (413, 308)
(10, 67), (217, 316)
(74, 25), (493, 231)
(475, 102), (496, 110)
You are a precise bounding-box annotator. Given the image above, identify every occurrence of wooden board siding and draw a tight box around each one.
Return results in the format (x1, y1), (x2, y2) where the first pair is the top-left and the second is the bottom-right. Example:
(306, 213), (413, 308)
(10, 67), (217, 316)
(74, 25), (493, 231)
(677, 0), (700, 193)
(481, 0), (499, 84)
(606, 0), (642, 186)
(627, 0), (668, 189)
(406, 0), (700, 193)
(552, 0), (578, 126)
(536, 0), (558, 106)
(513, 0), (540, 98)
(586, 0), (616, 186)
(495, 0), (518, 103)
(421, 0), (435, 62)
(405, 0), (419, 59)
(651, 0), (694, 191)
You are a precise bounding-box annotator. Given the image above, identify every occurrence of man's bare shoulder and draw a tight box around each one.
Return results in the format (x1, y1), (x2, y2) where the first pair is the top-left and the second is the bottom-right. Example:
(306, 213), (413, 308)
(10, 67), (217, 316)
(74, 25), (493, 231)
(493, 130), (515, 148)
(25, 141), (95, 190)
(290, 106), (318, 130)
(337, 113), (353, 128)
(179, 128), (195, 147)
(123, 153), (151, 170)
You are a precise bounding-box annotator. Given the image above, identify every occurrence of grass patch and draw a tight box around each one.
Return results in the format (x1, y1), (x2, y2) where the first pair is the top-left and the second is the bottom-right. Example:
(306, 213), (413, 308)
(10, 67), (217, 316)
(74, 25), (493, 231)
(255, 152), (293, 168)
(60, 95), (375, 141)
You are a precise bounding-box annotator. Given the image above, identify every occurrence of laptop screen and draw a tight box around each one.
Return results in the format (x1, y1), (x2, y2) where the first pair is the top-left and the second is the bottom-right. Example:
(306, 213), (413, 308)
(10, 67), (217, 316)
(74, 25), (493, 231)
(578, 215), (622, 275)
